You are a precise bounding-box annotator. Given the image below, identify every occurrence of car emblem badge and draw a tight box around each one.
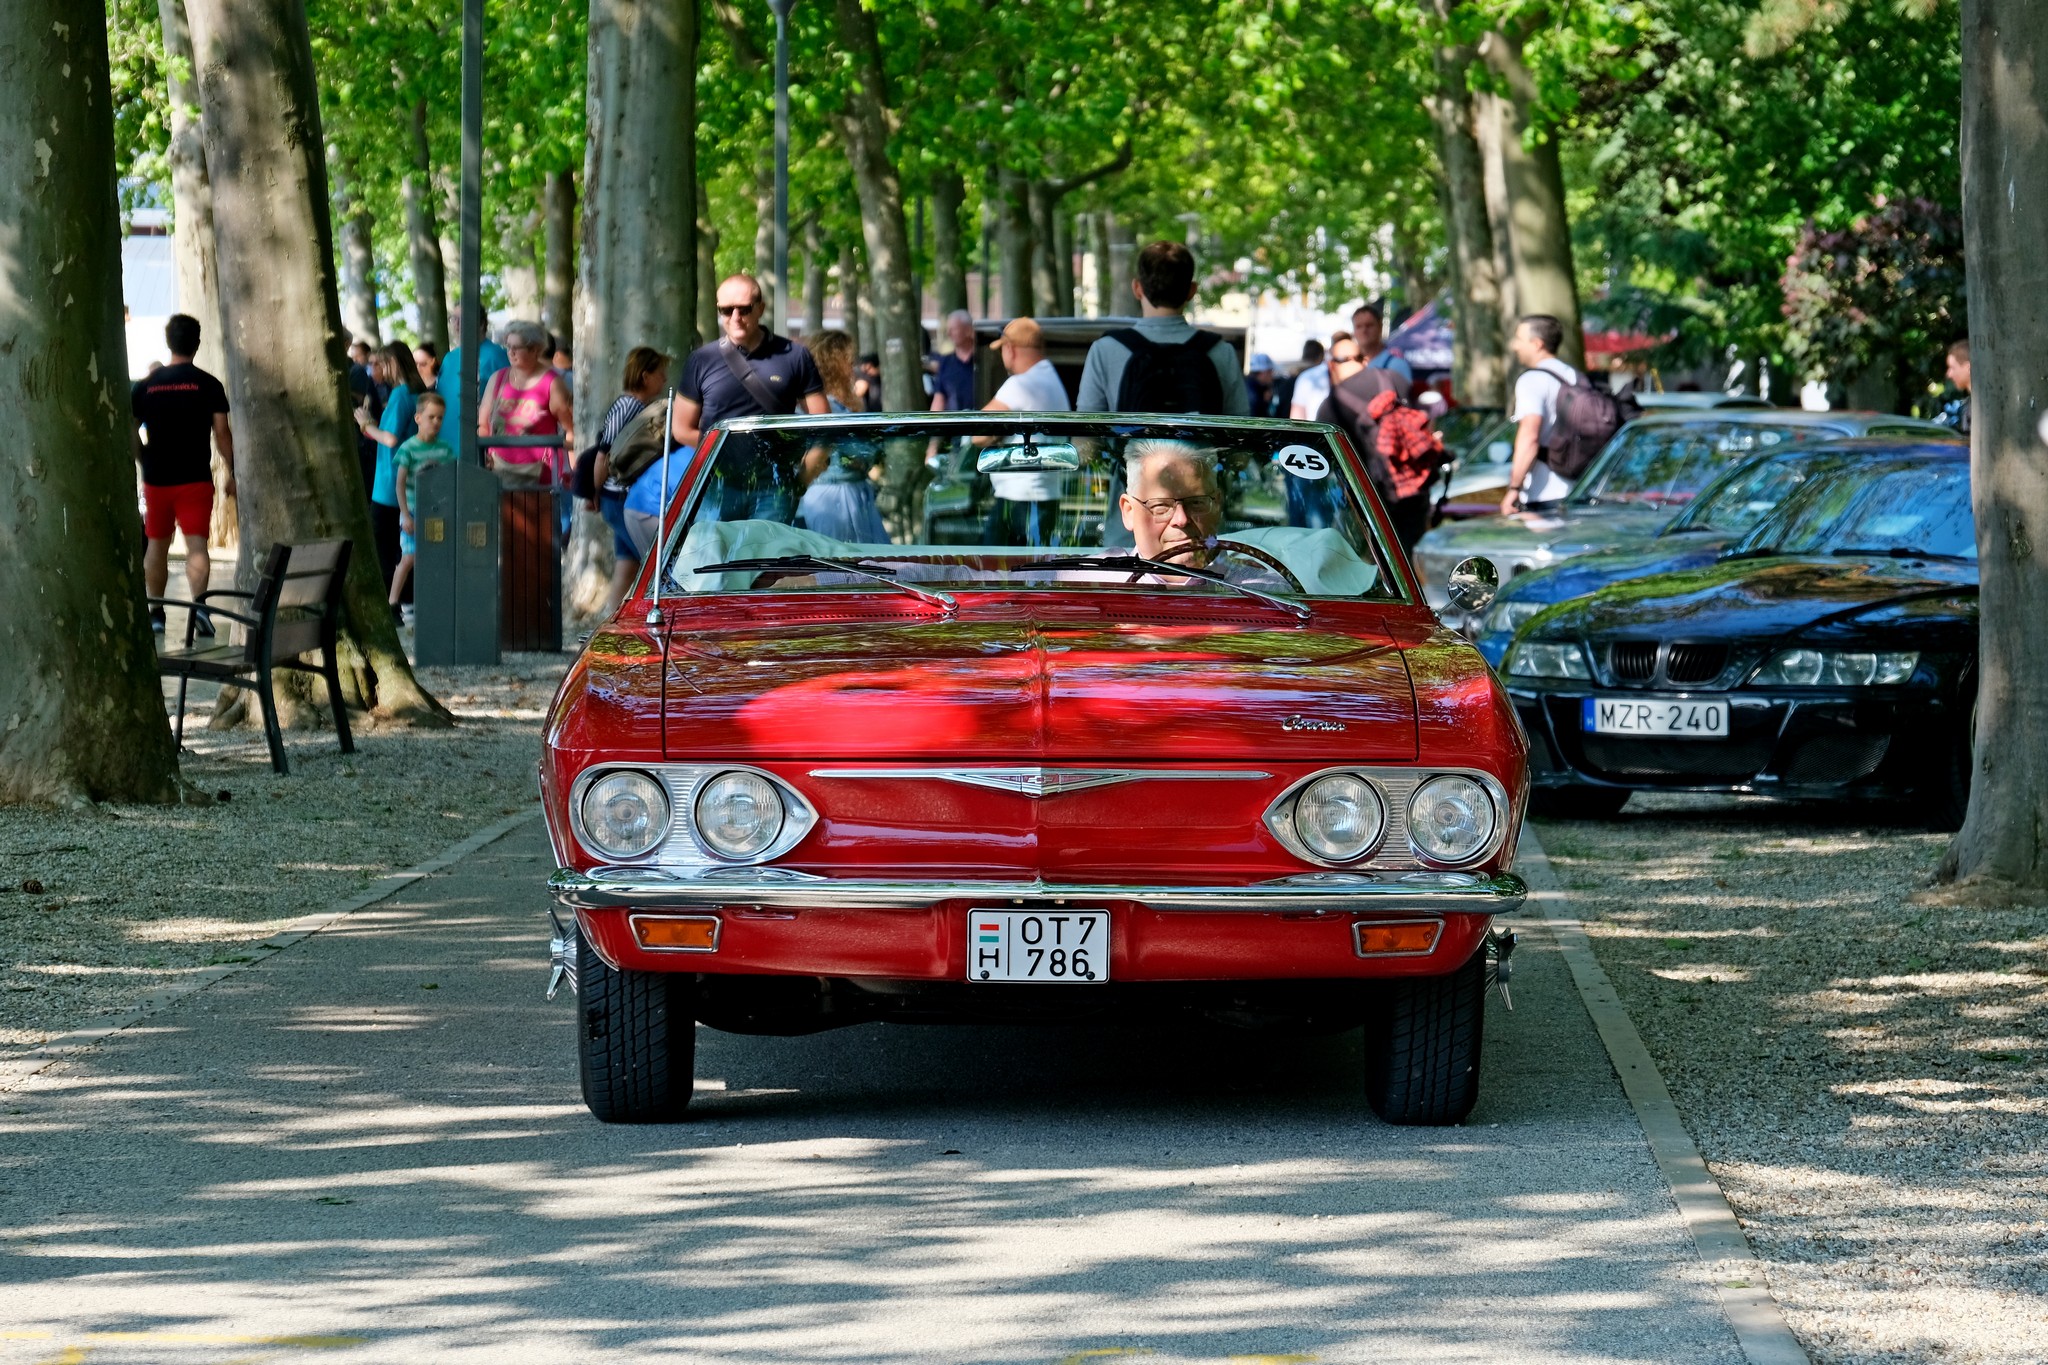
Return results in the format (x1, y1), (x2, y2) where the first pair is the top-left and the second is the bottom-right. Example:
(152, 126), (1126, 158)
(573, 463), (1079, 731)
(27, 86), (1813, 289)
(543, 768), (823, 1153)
(1282, 714), (1346, 732)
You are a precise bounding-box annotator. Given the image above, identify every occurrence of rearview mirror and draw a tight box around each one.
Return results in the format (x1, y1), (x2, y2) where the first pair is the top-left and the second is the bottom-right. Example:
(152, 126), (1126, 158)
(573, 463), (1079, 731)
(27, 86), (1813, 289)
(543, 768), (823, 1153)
(1446, 556), (1499, 614)
(978, 440), (1081, 474)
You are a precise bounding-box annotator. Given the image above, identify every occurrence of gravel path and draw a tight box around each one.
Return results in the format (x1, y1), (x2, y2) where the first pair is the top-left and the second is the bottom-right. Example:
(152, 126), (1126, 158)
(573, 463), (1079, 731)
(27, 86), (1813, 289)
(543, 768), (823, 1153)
(0, 654), (566, 1050)
(1539, 794), (2048, 1365)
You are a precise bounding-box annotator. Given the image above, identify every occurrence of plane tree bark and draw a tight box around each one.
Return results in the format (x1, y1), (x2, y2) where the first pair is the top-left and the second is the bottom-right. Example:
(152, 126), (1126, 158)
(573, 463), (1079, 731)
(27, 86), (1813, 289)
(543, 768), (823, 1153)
(931, 168), (969, 319)
(184, 0), (445, 725)
(403, 98), (450, 353)
(0, 1), (187, 805)
(1937, 0), (2048, 893)
(832, 0), (924, 413)
(1480, 27), (1582, 369)
(997, 170), (1034, 316)
(1425, 5), (1507, 405)
(543, 169), (576, 353)
(157, 0), (224, 374)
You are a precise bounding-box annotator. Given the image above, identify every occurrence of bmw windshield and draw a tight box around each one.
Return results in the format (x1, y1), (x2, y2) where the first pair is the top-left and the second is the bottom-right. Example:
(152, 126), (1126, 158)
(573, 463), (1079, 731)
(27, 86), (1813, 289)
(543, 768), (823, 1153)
(659, 416), (1408, 605)
(1739, 462), (1975, 559)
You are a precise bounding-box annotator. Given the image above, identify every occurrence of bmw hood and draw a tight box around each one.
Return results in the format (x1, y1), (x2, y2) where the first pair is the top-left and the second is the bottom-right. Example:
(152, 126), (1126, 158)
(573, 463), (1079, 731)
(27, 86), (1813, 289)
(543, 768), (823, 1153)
(1500, 534), (1737, 607)
(1413, 503), (1674, 581)
(1532, 555), (1979, 645)
(659, 612), (1420, 762)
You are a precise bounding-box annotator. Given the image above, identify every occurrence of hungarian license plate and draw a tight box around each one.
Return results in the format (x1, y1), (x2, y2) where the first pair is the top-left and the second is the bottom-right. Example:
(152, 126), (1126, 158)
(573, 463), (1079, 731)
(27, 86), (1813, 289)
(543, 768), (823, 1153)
(1584, 697), (1729, 738)
(967, 911), (1110, 983)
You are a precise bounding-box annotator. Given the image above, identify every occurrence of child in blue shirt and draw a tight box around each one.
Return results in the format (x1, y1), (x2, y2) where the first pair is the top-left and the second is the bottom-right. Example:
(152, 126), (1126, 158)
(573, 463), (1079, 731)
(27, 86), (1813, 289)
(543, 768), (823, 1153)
(389, 392), (455, 610)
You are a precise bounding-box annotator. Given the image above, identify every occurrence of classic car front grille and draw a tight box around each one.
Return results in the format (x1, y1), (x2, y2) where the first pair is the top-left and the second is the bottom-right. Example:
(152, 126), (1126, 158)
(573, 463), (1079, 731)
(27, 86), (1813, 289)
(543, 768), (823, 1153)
(1609, 641), (1658, 682)
(1780, 733), (1892, 785)
(1664, 643), (1729, 686)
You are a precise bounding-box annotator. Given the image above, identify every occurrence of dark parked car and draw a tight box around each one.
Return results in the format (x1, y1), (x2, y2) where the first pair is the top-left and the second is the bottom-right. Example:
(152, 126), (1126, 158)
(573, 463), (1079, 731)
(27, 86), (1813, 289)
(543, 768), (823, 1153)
(1500, 450), (1975, 823)
(1473, 439), (1961, 665)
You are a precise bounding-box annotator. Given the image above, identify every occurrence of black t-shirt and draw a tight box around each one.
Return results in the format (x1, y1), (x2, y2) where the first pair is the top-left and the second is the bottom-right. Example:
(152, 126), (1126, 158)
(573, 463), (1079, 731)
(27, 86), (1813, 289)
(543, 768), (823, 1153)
(132, 362), (230, 487)
(678, 333), (823, 436)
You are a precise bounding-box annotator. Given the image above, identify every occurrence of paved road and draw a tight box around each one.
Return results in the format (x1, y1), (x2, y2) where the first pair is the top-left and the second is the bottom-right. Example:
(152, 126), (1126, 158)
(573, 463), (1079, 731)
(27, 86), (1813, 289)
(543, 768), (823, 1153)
(0, 824), (1743, 1364)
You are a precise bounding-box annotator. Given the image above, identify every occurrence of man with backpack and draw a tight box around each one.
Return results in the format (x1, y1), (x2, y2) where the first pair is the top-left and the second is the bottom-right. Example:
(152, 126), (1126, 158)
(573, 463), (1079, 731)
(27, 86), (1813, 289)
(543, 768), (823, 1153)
(1076, 241), (1249, 418)
(1499, 314), (1628, 514)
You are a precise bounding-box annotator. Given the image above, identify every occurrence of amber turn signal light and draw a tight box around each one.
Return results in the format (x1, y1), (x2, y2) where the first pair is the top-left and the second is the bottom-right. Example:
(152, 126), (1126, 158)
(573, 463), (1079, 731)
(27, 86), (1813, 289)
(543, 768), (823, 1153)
(630, 915), (721, 952)
(1353, 918), (1442, 957)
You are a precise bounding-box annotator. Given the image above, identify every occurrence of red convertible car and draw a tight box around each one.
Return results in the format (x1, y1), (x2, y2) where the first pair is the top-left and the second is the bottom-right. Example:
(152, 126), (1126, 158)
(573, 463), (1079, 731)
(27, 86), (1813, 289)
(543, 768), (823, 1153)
(543, 414), (1527, 1125)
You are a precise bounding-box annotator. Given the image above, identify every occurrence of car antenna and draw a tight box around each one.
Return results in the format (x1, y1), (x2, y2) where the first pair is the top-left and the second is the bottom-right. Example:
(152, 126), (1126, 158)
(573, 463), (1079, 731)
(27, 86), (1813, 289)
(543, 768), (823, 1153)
(646, 387), (675, 628)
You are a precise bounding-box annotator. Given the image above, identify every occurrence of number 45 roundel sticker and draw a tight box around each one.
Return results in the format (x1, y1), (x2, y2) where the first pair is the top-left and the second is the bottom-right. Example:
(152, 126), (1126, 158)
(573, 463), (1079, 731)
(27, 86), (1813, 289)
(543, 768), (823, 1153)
(1276, 443), (1331, 480)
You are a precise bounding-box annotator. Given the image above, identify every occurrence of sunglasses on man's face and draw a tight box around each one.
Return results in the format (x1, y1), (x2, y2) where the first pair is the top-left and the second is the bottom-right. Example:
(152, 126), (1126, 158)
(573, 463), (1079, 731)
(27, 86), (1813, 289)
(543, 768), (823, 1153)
(717, 303), (759, 317)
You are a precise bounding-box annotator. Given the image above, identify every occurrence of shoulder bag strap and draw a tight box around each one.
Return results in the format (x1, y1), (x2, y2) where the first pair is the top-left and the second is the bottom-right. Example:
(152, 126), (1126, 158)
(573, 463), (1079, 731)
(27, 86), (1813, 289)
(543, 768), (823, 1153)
(719, 337), (787, 413)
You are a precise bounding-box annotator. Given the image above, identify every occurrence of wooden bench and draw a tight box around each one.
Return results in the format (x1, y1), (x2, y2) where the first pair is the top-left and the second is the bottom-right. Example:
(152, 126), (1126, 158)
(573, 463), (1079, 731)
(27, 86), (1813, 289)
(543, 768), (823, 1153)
(153, 540), (356, 776)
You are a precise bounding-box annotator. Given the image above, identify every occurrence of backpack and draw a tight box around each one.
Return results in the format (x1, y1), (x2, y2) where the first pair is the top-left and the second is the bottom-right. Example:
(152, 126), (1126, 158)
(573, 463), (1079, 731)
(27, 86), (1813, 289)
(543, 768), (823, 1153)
(1111, 329), (1227, 414)
(1542, 361), (1638, 480)
(1365, 389), (1446, 500)
(605, 403), (672, 486)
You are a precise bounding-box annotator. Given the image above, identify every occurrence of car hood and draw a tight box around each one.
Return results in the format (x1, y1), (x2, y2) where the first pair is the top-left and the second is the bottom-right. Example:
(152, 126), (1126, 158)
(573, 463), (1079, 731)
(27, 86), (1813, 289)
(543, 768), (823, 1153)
(1533, 555), (1979, 644)
(1499, 533), (1737, 607)
(660, 610), (1419, 761)
(1414, 502), (1675, 567)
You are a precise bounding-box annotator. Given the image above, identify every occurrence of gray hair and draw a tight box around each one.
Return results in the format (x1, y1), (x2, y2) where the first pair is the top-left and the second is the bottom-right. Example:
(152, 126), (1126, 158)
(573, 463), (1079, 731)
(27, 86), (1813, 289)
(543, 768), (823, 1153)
(502, 319), (548, 350)
(1123, 439), (1218, 492)
(945, 309), (973, 328)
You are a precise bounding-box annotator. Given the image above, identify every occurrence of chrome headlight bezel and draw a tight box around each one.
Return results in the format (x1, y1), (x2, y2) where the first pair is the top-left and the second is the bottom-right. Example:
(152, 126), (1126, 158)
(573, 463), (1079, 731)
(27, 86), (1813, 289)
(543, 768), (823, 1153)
(1407, 774), (1503, 869)
(573, 769), (671, 862)
(1485, 600), (1547, 635)
(1505, 640), (1593, 680)
(1264, 768), (1513, 871)
(568, 763), (817, 867)
(693, 769), (789, 861)
(1290, 773), (1389, 864)
(1748, 648), (1919, 687)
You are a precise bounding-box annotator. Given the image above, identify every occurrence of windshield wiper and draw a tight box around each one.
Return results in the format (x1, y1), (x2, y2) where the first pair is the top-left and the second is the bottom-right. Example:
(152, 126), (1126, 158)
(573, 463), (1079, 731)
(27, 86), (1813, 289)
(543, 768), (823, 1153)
(689, 554), (956, 613)
(1011, 553), (1312, 620)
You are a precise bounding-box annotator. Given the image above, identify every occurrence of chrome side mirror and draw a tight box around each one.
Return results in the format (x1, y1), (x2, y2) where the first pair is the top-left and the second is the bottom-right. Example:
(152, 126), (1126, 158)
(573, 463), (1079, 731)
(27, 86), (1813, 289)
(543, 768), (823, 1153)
(1446, 556), (1499, 614)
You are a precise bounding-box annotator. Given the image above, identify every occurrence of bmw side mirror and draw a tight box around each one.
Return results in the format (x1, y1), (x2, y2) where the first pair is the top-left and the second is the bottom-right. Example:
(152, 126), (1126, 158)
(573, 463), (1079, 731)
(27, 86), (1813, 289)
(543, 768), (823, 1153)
(1446, 556), (1499, 614)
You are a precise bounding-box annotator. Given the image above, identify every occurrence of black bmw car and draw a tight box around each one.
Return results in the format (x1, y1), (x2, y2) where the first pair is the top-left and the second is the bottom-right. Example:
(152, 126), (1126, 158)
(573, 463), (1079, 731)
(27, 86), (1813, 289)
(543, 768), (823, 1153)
(1501, 449), (1976, 825)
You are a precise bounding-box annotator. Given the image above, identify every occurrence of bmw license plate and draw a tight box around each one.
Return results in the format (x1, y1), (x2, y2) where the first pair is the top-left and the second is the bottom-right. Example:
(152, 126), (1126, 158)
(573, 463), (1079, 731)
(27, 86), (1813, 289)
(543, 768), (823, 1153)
(1584, 697), (1728, 738)
(967, 911), (1110, 983)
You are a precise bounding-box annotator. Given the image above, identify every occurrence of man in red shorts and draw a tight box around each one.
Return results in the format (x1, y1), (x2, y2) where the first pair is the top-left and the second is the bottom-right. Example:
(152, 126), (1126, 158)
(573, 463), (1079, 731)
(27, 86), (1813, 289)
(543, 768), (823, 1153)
(132, 314), (235, 635)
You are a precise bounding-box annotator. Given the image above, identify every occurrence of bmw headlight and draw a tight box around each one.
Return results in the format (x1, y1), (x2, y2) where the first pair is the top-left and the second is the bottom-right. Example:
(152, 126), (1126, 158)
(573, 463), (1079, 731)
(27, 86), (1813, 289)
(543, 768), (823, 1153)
(1506, 641), (1592, 680)
(1485, 600), (1547, 635)
(693, 770), (787, 859)
(1408, 775), (1498, 866)
(579, 770), (670, 860)
(1751, 649), (1918, 686)
(1293, 773), (1386, 863)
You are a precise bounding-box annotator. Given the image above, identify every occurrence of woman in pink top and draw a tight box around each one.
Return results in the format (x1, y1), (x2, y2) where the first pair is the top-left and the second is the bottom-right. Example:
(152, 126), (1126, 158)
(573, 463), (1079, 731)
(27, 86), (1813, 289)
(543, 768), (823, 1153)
(480, 320), (575, 485)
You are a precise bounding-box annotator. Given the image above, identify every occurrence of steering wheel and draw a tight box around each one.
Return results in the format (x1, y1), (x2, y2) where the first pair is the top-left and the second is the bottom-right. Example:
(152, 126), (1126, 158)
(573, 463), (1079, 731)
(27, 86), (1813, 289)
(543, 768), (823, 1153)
(1209, 539), (1307, 596)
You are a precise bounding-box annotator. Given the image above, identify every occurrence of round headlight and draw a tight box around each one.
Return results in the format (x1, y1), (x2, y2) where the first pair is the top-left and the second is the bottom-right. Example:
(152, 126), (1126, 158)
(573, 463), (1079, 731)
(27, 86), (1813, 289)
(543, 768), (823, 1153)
(1293, 774), (1386, 863)
(1408, 775), (1498, 866)
(579, 770), (670, 861)
(693, 770), (787, 860)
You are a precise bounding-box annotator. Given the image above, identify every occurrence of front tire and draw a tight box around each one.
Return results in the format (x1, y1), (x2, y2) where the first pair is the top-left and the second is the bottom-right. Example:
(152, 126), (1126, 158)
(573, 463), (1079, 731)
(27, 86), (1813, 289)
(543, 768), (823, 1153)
(1531, 786), (1631, 819)
(1363, 948), (1486, 1125)
(577, 933), (697, 1124)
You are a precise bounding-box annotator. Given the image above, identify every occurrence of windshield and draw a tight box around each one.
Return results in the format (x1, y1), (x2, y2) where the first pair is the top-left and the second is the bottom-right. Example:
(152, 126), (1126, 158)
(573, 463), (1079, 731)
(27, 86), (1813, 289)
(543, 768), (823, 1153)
(1572, 421), (1811, 507)
(1436, 408), (1505, 458)
(1743, 462), (1974, 559)
(659, 419), (1405, 603)
(1666, 453), (1825, 535)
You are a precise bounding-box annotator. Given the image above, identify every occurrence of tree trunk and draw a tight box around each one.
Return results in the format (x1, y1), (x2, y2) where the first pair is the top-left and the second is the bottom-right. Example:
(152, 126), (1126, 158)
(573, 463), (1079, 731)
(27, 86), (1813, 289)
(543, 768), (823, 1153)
(932, 167), (968, 319)
(753, 158), (776, 321)
(184, 0), (444, 725)
(0, 2), (186, 806)
(858, 269), (881, 356)
(1027, 180), (1061, 314)
(337, 194), (381, 346)
(839, 245), (862, 347)
(1476, 89), (1521, 346)
(156, 0), (224, 376)
(802, 216), (827, 339)
(543, 169), (576, 353)
(1053, 209), (1076, 315)
(1091, 211), (1112, 317)
(1938, 0), (2048, 892)
(1106, 210), (1136, 312)
(1481, 29), (1583, 370)
(695, 178), (718, 349)
(500, 208), (541, 321)
(1427, 37), (1506, 406)
(998, 169), (1034, 316)
(403, 99), (449, 352)
(575, 0), (697, 624)
(831, 0), (923, 413)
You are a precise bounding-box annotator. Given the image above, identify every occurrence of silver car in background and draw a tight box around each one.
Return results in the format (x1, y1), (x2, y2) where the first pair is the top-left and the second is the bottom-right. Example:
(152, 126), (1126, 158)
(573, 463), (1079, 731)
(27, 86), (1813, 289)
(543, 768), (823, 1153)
(1413, 408), (1955, 628)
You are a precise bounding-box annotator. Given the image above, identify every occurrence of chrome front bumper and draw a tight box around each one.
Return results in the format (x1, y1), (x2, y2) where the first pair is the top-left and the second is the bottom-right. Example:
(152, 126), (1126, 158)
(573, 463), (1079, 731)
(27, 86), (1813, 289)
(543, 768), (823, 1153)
(549, 866), (1527, 916)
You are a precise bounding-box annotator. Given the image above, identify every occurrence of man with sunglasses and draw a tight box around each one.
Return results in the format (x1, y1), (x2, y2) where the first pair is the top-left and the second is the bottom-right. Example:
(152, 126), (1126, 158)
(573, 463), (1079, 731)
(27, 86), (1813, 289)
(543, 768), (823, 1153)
(669, 273), (829, 451)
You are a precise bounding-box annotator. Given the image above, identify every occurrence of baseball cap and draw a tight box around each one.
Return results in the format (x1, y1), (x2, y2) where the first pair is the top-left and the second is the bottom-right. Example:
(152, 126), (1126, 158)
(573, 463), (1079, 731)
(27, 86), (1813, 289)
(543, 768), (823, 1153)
(995, 318), (1044, 351)
(1249, 352), (1275, 372)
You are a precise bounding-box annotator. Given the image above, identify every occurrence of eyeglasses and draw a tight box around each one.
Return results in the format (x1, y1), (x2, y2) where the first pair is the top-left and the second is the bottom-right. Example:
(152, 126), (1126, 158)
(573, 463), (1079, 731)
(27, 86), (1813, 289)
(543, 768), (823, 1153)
(1132, 495), (1221, 521)
(717, 303), (759, 317)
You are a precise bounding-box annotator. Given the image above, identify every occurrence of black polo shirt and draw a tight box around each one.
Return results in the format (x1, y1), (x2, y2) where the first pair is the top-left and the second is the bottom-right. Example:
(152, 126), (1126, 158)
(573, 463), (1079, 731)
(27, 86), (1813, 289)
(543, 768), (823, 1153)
(678, 332), (824, 435)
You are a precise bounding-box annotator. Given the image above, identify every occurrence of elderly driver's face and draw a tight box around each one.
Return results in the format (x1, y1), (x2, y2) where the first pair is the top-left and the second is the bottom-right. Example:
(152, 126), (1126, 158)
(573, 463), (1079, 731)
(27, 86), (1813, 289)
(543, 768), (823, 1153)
(1120, 448), (1224, 564)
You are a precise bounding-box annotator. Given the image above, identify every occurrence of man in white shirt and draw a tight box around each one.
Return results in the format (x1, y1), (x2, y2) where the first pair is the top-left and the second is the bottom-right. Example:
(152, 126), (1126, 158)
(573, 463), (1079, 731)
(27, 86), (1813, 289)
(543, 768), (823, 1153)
(1289, 335), (1344, 421)
(981, 317), (1073, 544)
(1501, 314), (1580, 513)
